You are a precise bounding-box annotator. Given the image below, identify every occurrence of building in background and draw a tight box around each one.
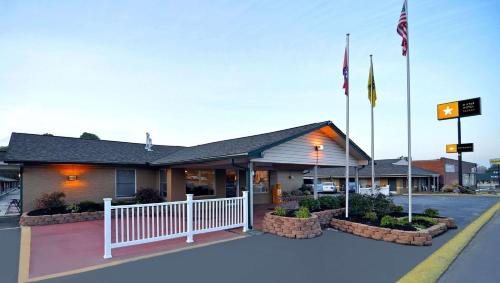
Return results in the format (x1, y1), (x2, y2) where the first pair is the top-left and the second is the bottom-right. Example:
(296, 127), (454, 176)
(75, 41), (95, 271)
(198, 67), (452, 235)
(304, 157), (439, 194)
(413, 157), (477, 189)
(0, 147), (20, 195)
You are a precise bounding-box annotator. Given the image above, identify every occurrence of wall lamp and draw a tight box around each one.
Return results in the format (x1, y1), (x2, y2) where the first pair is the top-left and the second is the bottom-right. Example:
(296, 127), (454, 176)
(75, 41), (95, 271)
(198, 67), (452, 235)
(67, 175), (78, 181)
(314, 145), (324, 151)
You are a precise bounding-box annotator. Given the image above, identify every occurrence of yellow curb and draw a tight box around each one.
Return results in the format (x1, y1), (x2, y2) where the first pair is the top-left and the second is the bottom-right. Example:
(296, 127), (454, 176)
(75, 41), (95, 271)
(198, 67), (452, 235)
(397, 201), (500, 283)
(27, 234), (247, 282)
(18, 226), (31, 283)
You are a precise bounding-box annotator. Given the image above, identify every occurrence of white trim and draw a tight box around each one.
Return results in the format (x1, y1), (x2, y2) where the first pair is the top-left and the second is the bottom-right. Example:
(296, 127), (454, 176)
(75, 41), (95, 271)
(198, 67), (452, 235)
(115, 168), (137, 198)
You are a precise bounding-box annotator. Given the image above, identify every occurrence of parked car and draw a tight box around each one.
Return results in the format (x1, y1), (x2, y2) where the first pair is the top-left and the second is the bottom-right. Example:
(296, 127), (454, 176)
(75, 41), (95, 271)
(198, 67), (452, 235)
(318, 182), (336, 192)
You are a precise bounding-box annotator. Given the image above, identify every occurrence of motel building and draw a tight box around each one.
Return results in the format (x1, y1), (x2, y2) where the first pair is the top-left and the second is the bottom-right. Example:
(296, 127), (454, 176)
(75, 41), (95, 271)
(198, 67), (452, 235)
(4, 121), (370, 229)
(305, 157), (440, 194)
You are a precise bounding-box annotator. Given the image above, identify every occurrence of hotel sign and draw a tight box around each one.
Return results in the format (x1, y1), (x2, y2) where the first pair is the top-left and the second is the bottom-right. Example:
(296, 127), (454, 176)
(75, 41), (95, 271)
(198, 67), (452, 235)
(490, 158), (500, 165)
(437, 97), (481, 120)
(446, 143), (473, 153)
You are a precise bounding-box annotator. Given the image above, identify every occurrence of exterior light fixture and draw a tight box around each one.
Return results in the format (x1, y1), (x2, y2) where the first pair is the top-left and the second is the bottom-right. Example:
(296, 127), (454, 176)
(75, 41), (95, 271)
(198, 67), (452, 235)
(315, 145), (324, 151)
(67, 175), (78, 181)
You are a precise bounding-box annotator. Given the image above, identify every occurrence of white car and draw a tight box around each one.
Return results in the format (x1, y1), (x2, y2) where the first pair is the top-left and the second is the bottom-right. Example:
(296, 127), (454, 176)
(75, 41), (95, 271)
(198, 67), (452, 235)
(318, 182), (336, 192)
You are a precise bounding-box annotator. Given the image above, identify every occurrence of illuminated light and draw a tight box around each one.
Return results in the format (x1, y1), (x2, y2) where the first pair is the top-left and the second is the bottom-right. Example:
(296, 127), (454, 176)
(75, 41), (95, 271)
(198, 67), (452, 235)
(67, 175), (78, 181)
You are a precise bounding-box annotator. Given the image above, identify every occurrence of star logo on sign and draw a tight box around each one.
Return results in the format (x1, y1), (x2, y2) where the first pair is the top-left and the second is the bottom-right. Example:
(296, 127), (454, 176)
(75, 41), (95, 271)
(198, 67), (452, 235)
(443, 106), (453, 115)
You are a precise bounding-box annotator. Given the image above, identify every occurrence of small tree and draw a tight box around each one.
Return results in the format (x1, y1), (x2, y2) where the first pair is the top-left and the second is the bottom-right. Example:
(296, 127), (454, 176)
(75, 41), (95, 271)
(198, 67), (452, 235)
(80, 132), (100, 140)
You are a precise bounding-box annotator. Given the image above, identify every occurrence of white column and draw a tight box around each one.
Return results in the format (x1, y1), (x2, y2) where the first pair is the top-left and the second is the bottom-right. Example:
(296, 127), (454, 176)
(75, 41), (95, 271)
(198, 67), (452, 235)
(248, 162), (254, 228)
(242, 191), (249, 232)
(236, 170), (240, 197)
(186, 194), (193, 243)
(313, 165), (318, 200)
(355, 167), (359, 193)
(103, 198), (112, 259)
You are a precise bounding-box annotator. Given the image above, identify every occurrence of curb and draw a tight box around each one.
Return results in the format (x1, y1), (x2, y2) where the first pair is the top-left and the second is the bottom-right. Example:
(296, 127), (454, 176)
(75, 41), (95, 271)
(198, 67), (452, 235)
(18, 226), (31, 283)
(397, 201), (500, 283)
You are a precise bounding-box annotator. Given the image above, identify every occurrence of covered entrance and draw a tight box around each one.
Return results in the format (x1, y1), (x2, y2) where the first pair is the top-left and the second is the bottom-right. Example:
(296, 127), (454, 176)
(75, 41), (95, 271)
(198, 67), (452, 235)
(156, 121), (370, 230)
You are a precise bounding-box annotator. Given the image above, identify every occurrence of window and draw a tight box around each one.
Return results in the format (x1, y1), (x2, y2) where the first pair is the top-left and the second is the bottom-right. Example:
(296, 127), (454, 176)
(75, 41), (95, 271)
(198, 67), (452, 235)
(116, 169), (136, 198)
(185, 169), (215, 196)
(159, 169), (167, 197)
(253, 170), (269, 193)
(445, 164), (455, 173)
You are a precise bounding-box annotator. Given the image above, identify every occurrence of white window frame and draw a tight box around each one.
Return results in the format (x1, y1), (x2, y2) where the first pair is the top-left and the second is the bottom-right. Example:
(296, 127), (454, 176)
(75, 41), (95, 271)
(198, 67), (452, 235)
(115, 168), (137, 198)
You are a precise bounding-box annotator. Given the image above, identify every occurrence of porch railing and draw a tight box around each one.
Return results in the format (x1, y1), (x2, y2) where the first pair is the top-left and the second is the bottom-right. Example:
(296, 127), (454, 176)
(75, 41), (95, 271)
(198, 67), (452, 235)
(104, 192), (248, 258)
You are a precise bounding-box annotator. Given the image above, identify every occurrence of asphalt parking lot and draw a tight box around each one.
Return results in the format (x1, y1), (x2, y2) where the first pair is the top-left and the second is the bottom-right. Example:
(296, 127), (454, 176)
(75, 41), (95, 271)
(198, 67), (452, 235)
(36, 195), (498, 283)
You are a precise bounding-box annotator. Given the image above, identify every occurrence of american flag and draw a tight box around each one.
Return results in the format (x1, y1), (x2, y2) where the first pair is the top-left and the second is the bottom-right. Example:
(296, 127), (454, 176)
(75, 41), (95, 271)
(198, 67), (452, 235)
(342, 47), (348, 95)
(397, 0), (408, 56)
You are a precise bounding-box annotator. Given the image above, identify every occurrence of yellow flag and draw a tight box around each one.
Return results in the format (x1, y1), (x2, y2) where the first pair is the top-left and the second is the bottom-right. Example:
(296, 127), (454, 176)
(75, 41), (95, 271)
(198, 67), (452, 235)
(368, 58), (376, 107)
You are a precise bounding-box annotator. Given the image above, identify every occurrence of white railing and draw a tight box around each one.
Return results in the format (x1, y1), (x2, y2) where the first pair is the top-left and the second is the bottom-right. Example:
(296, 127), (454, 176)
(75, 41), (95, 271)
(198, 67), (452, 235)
(104, 191), (248, 258)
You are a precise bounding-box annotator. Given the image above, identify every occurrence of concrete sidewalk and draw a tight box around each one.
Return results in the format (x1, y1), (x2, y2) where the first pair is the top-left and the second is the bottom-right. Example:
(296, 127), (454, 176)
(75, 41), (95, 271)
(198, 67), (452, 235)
(439, 211), (500, 283)
(27, 219), (247, 280)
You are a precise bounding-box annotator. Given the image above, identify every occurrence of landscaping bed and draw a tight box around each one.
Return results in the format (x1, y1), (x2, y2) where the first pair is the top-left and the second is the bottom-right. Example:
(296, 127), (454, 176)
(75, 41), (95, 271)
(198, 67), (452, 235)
(328, 195), (457, 246)
(21, 188), (162, 226)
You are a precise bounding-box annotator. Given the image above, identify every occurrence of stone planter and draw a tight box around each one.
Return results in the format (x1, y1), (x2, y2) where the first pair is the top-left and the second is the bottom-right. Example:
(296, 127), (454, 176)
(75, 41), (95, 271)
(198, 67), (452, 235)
(436, 217), (457, 229)
(312, 208), (345, 228)
(20, 211), (104, 226)
(262, 212), (322, 239)
(330, 217), (453, 246)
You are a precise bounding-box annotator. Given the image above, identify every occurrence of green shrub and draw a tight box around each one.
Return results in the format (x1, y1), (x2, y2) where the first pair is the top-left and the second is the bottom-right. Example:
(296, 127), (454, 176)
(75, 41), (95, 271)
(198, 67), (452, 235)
(391, 204), (404, 213)
(35, 192), (66, 211)
(298, 198), (321, 212)
(77, 201), (103, 212)
(274, 206), (287, 217)
(380, 215), (398, 227)
(295, 207), (311, 218)
(413, 215), (438, 226)
(363, 211), (378, 223)
(372, 194), (393, 217)
(336, 195), (346, 207)
(318, 196), (340, 210)
(424, 208), (439, 218)
(398, 217), (410, 226)
(135, 188), (163, 204)
(349, 194), (373, 217)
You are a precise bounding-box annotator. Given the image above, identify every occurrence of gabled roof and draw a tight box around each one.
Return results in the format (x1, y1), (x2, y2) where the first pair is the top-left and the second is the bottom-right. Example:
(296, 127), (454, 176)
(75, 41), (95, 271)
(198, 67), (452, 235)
(5, 133), (184, 165)
(306, 158), (439, 178)
(152, 121), (370, 165)
(5, 121), (370, 166)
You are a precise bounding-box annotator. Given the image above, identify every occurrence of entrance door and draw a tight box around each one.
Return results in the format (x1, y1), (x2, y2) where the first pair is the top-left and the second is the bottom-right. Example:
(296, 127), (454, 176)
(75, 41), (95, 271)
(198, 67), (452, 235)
(225, 170), (237, 197)
(388, 178), (397, 192)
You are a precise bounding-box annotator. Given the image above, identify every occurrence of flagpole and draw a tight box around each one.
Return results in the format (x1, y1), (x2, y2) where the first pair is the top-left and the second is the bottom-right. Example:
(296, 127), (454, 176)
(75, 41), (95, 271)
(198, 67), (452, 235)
(370, 55), (375, 192)
(345, 33), (350, 219)
(405, 0), (413, 222)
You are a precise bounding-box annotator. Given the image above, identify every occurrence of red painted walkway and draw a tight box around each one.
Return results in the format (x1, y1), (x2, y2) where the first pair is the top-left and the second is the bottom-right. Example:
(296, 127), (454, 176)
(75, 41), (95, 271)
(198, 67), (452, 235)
(29, 220), (245, 279)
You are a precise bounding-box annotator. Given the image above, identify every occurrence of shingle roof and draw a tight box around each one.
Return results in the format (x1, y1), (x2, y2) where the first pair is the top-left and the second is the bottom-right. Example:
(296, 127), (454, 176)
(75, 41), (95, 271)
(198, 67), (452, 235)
(5, 133), (184, 165)
(306, 158), (438, 178)
(5, 121), (370, 166)
(0, 176), (17, 182)
(152, 121), (370, 165)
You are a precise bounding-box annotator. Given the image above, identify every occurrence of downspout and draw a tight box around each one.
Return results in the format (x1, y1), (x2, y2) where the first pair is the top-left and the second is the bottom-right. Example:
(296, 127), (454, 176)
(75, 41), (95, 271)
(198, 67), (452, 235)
(19, 165), (24, 215)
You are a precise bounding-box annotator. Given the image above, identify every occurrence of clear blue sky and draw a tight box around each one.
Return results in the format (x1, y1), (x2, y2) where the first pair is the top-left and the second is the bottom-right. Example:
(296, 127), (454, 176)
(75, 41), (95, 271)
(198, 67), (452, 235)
(1, 0), (499, 167)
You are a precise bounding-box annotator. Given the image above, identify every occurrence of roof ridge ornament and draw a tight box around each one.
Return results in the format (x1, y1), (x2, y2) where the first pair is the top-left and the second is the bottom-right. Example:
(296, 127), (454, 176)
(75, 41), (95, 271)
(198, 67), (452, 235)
(145, 132), (153, 151)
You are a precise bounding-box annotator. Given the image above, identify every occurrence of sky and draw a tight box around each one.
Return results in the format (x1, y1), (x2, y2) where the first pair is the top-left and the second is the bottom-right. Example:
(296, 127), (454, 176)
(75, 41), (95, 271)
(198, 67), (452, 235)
(0, 0), (499, 167)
